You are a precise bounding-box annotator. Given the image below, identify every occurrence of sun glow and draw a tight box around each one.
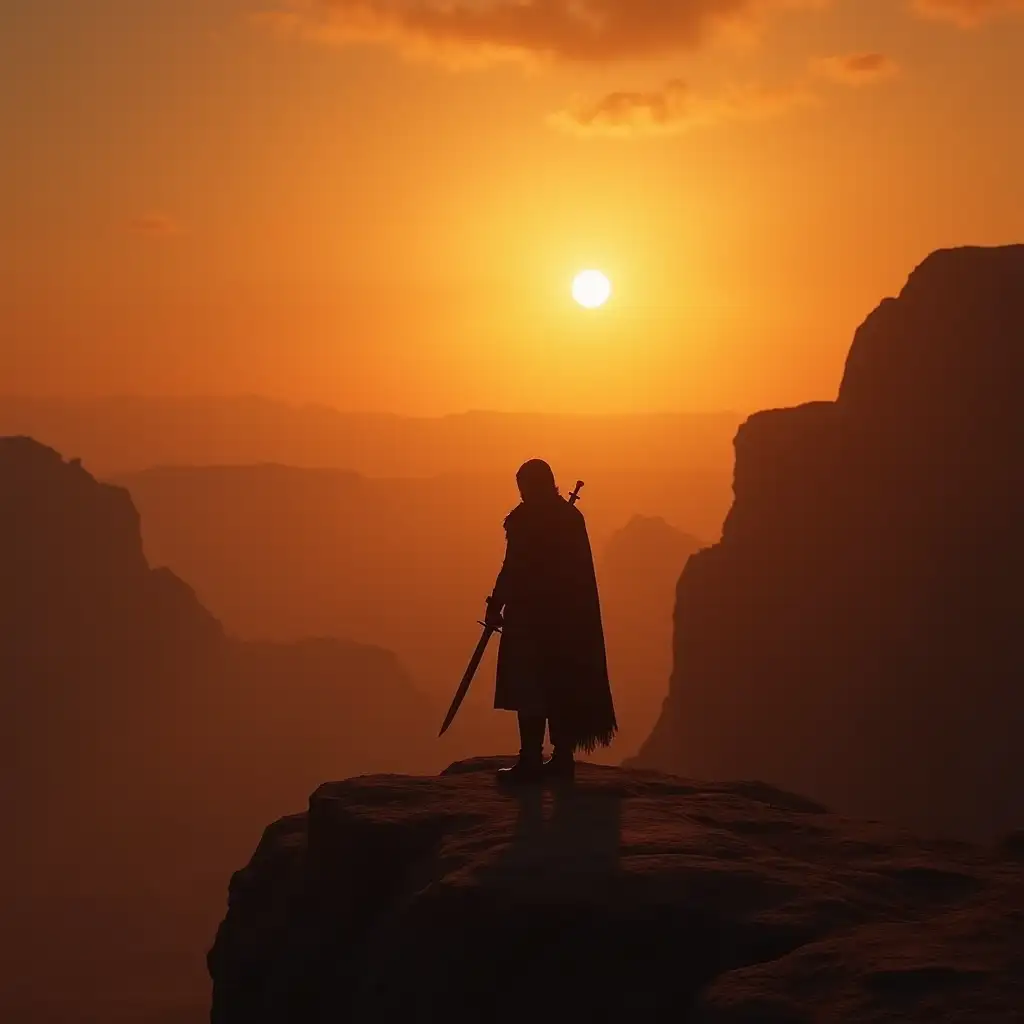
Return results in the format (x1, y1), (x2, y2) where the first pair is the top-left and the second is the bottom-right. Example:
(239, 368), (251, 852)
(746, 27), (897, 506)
(572, 270), (612, 309)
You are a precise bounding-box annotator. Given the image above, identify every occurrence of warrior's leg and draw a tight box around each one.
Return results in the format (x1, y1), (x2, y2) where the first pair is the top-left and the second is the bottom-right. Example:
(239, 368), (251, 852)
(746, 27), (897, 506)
(497, 713), (545, 785)
(545, 718), (577, 782)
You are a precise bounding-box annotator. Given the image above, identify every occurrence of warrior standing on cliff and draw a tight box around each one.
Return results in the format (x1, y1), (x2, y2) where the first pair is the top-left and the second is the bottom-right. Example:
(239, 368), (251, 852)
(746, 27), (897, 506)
(485, 460), (617, 784)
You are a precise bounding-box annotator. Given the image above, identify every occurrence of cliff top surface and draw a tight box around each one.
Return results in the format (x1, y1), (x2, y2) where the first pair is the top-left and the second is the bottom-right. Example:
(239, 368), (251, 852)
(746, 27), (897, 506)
(210, 758), (1024, 1023)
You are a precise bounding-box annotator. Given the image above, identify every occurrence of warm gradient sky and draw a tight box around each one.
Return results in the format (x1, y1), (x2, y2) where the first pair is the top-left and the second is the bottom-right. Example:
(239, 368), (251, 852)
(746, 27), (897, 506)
(2, 0), (1023, 415)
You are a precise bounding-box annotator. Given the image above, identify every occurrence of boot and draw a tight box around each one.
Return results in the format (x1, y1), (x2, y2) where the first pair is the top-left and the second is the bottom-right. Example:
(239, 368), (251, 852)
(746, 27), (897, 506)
(545, 720), (576, 782)
(543, 748), (576, 783)
(497, 714), (546, 786)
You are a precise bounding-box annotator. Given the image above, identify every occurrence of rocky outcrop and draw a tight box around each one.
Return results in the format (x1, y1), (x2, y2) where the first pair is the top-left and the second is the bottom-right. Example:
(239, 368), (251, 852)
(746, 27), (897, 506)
(0, 437), (435, 819)
(208, 758), (1024, 1023)
(1, 437), (222, 806)
(635, 245), (1024, 841)
(0, 437), (436, 1023)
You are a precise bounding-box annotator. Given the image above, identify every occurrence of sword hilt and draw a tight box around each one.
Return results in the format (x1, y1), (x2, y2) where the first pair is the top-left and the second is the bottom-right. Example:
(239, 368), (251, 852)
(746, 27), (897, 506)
(568, 480), (585, 506)
(478, 620), (502, 633)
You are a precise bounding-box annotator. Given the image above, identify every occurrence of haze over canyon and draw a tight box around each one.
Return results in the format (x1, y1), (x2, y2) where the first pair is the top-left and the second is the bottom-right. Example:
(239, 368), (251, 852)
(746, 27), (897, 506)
(3, 245), (1024, 1022)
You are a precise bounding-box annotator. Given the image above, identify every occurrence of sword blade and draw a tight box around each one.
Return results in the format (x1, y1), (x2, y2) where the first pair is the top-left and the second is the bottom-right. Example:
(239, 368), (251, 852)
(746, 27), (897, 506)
(438, 625), (497, 737)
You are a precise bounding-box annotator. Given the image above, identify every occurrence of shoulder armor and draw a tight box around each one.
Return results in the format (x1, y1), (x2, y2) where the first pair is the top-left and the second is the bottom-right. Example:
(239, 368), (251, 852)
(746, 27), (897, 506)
(503, 502), (526, 532)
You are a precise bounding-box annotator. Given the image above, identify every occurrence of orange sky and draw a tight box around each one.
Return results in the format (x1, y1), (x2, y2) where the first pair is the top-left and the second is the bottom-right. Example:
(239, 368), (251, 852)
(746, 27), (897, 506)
(2, 0), (1023, 415)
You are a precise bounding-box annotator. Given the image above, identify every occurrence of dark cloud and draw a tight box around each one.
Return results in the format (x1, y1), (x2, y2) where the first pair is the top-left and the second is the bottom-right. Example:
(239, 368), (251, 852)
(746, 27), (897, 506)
(549, 78), (815, 137)
(911, 0), (1024, 25)
(811, 51), (899, 84)
(128, 212), (181, 238)
(259, 0), (825, 66)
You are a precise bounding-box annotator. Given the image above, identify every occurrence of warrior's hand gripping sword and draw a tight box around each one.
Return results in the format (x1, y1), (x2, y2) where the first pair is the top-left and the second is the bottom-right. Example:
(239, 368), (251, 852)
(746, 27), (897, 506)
(438, 480), (585, 738)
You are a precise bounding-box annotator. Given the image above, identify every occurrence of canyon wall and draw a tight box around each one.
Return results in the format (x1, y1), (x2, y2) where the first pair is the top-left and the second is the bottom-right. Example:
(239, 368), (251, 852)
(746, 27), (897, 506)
(635, 246), (1024, 841)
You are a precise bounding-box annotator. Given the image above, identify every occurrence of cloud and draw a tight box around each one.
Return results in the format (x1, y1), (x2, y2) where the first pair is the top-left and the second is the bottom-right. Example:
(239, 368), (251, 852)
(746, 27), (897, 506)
(810, 51), (899, 85)
(128, 212), (182, 238)
(910, 0), (1024, 25)
(551, 48), (896, 139)
(258, 0), (826, 67)
(549, 78), (815, 138)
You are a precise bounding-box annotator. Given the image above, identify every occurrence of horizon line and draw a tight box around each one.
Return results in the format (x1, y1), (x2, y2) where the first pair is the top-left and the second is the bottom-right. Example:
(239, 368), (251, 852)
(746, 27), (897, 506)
(0, 392), (749, 420)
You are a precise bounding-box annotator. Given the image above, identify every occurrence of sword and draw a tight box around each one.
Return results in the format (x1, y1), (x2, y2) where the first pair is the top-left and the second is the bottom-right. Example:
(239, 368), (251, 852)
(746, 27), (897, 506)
(438, 480), (585, 738)
(438, 620), (500, 737)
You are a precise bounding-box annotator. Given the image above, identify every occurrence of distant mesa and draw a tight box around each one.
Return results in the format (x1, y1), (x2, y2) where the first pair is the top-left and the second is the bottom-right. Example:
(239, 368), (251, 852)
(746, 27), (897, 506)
(633, 244), (1024, 841)
(0, 398), (742, 479)
(601, 514), (704, 592)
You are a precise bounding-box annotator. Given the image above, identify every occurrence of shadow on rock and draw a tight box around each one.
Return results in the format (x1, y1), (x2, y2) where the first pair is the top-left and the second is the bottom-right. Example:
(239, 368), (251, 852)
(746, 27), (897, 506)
(496, 780), (623, 879)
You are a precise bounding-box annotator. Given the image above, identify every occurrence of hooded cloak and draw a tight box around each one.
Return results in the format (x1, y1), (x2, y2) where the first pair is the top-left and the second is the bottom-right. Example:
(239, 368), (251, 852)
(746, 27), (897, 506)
(490, 493), (617, 753)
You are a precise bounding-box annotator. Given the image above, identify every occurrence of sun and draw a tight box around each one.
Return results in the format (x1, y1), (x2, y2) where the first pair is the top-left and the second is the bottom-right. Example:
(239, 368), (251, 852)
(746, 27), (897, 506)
(572, 269), (612, 309)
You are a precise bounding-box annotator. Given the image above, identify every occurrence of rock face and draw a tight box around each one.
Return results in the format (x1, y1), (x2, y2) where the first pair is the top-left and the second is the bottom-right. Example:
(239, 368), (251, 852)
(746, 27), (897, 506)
(1, 437), (222, 810)
(0, 436), (435, 822)
(0, 437), (436, 1022)
(208, 758), (1024, 1023)
(635, 246), (1024, 841)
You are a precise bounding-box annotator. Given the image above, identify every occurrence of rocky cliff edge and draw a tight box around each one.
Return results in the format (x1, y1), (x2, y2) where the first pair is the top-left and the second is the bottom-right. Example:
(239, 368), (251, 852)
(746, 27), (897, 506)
(209, 759), (1024, 1023)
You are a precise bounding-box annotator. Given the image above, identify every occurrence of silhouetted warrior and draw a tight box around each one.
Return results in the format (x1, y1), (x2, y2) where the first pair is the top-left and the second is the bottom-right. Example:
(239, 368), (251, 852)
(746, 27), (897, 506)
(486, 460), (617, 784)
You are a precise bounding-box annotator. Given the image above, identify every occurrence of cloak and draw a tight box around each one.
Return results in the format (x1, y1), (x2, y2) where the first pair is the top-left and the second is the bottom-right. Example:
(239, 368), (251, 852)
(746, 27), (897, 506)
(490, 495), (617, 753)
